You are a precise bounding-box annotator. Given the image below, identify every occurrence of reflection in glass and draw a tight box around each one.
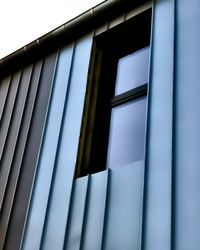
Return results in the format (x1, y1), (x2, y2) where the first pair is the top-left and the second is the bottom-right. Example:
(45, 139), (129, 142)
(106, 96), (147, 169)
(115, 47), (149, 95)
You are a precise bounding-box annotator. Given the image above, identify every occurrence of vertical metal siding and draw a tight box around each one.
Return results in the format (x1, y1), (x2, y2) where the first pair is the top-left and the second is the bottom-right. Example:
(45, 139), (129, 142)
(103, 161), (145, 250)
(40, 34), (93, 250)
(2, 1), (200, 249)
(175, 1), (200, 249)
(142, 1), (175, 250)
(22, 44), (74, 250)
(0, 61), (43, 249)
(0, 76), (11, 122)
(0, 65), (33, 211)
(0, 71), (21, 161)
(64, 170), (109, 250)
(64, 176), (89, 250)
(81, 170), (108, 250)
(3, 52), (58, 250)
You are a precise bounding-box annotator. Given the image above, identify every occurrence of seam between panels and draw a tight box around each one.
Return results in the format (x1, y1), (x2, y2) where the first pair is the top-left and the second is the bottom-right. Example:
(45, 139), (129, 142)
(101, 169), (111, 250)
(62, 179), (76, 250)
(0, 71), (22, 212)
(19, 51), (59, 250)
(0, 71), (21, 164)
(0, 65), (33, 217)
(0, 75), (12, 123)
(1, 65), (33, 250)
(63, 33), (94, 249)
(1, 61), (43, 250)
(0, 70), (23, 250)
(79, 175), (90, 250)
(171, 0), (177, 249)
(78, 176), (90, 250)
(140, 1), (155, 250)
(39, 44), (76, 250)
(2, 61), (44, 250)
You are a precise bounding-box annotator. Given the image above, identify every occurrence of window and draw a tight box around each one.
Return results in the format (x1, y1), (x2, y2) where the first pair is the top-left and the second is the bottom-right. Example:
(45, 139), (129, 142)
(76, 9), (151, 177)
(107, 47), (149, 169)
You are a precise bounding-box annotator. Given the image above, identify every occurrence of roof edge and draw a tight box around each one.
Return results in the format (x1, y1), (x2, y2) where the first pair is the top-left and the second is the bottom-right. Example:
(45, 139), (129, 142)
(0, 0), (147, 75)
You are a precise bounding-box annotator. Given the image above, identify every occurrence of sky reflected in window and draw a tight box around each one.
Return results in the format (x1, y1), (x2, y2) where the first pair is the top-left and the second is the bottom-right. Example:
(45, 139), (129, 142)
(115, 47), (149, 95)
(107, 96), (147, 169)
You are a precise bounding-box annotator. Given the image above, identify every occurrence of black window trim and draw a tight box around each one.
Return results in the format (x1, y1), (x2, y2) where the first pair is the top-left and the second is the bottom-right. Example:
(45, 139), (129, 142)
(75, 8), (151, 178)
(110, 83), (147, 108)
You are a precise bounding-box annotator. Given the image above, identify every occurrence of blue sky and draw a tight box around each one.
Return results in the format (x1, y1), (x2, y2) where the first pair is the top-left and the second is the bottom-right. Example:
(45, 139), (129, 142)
(0, 0), (103, 59)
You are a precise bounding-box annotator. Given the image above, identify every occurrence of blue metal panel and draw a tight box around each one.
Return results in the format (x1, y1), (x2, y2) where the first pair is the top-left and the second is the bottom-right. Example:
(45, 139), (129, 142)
(41, 34), (92, 250)
(81, 170), (108, 250)
(21, 44), (74, 250)
(64, 176), (89, 250)
(103, 161), (144, 250)
(175, 1), (200, 249)
(143, 1), (175, 249)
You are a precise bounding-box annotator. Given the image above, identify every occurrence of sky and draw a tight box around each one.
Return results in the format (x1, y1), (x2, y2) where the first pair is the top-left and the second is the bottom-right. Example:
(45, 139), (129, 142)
(0, 0), (104, 59)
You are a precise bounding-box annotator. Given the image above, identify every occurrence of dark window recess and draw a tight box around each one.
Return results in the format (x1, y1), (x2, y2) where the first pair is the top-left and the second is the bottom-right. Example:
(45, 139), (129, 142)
(76, 9), (151, 177)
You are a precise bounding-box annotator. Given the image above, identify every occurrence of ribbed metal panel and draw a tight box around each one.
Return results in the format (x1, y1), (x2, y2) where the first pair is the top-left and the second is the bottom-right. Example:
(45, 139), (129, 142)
(5, 53), (57, 249)
(0, 61), (43, 249)
(0, 65), (33, 211)
(81, 170), (108, 250)
(142, 1), (175, 250)
(40, 34), (93, 250)
(22, 43), (74, 250)
(0, 51), (56, 249)
(0, 76), (11, 122)
(1, 1), (200, 250)
(175, 1), (200, 249)
(0, 71), (21, 161)
(103, 161), (144, 250)
(64, 176), (89, 250)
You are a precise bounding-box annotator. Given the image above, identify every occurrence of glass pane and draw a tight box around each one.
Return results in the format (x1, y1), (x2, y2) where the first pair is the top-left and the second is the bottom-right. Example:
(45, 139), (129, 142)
(106, 96), (147, 169)
(115, 47), (149, 95)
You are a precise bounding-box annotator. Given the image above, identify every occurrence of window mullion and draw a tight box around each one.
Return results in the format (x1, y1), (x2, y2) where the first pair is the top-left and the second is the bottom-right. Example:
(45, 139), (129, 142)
(110, 83), (147, 108)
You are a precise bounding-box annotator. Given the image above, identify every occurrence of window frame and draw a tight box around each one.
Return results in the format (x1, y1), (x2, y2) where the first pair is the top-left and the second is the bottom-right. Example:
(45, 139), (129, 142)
(75, 8), (151, 177)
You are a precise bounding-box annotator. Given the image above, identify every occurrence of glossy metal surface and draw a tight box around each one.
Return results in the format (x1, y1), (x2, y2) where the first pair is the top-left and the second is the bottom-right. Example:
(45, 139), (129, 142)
(64, 176), (89, 250)
(1, 1), (200, 249)
(41, 34), (92, 250)
(22, 44), (74, 250)
(81, 171), (108, 250)
(142, 0), (175, 250)
(104, 161), (144, 250)
(175, 1), (200, 249)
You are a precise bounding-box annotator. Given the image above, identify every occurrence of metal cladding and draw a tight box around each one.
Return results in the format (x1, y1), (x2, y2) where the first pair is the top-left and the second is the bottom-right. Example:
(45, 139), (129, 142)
(0, 53), (58, 249)
(0, 0), (200, 250)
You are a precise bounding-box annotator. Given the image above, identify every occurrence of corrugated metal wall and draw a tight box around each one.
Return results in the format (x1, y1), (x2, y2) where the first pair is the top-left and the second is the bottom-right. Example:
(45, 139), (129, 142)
(0, 0), (200, 249)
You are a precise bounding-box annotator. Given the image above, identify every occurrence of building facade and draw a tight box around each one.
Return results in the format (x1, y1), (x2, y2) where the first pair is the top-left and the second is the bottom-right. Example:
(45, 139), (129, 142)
(0, 0), (200, 249)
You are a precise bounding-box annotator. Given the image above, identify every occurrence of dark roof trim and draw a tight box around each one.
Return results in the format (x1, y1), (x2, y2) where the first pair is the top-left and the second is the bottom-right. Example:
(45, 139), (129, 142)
(0, 0), (148, 75)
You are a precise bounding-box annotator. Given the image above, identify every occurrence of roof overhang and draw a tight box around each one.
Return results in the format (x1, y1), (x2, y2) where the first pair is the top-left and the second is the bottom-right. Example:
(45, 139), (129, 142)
(0, 0), (150, 76)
